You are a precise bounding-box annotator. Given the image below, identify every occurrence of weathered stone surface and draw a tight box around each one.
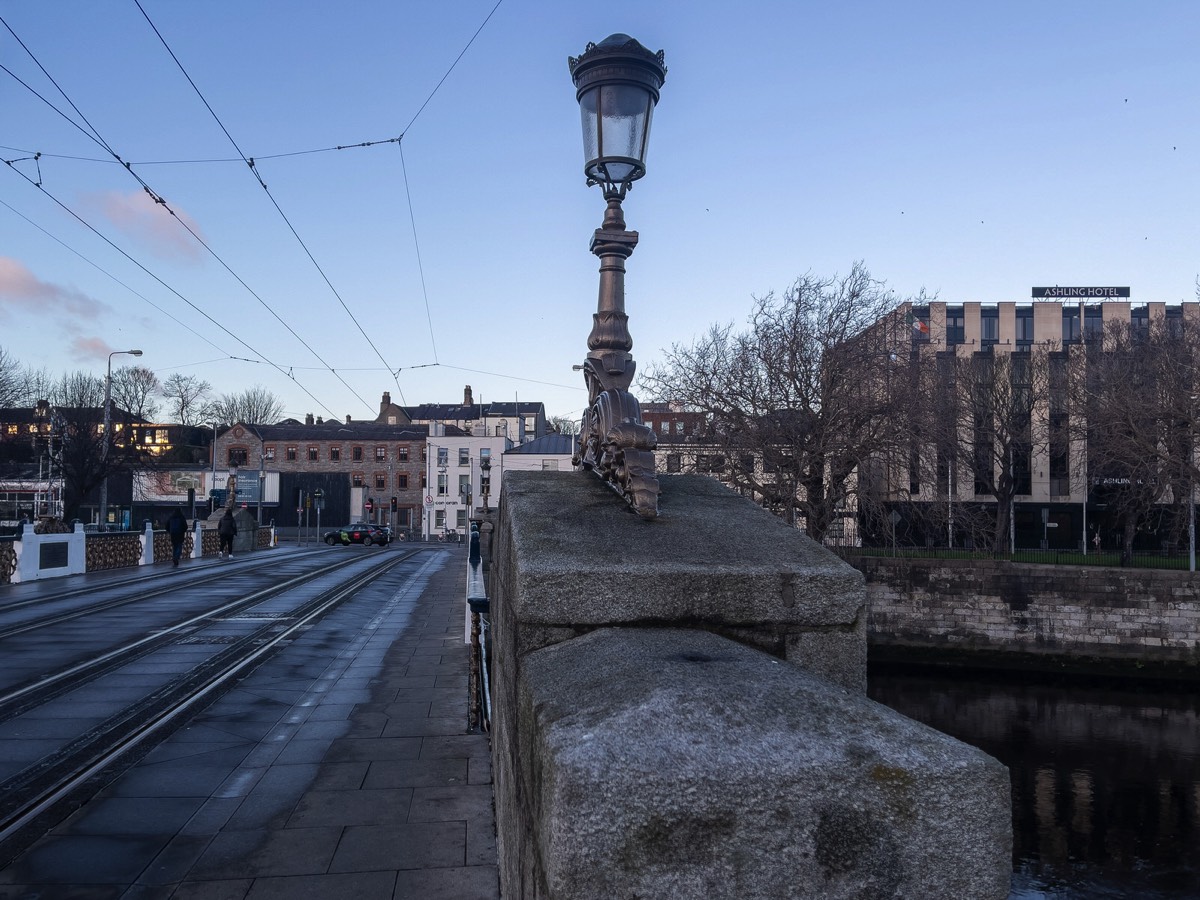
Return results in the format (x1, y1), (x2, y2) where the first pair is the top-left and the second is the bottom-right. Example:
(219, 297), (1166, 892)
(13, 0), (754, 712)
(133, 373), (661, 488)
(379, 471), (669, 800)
(494, 472), (866, 689)
(515, 628), (1011, 900)
(490, 473), (1011, 899)
(859, 556), (1200, 664)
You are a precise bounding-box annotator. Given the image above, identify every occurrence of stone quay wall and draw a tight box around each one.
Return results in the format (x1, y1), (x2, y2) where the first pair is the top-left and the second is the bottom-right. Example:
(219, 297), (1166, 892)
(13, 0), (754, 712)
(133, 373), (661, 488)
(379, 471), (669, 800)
(855, 556), (1200, 666)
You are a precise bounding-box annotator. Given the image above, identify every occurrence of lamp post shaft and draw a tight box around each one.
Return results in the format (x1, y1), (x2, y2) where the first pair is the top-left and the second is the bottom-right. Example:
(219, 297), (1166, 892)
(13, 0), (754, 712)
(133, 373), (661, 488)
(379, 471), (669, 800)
(99, 360), (113, 528)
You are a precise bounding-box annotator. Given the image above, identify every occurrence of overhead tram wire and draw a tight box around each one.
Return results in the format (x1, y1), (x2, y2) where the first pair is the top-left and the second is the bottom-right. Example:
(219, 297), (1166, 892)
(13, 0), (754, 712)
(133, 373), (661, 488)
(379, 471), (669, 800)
(398, 141), (438, 369)
(2, 17), (371, 418)
(134, 0), (402, 409)
(0, 197), (234, 360)
(2, 163), (342, 421)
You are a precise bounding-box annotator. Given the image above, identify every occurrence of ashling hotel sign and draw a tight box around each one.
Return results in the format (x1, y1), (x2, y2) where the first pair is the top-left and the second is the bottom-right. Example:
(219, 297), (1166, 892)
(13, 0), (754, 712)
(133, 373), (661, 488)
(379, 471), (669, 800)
(1032, 286), (1130, 299)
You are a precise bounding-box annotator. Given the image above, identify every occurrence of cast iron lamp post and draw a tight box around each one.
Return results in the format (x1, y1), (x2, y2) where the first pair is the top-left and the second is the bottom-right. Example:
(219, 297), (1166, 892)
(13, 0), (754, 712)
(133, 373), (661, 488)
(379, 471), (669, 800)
(569, 33), (666, 520)
(99, 348), (143, 529)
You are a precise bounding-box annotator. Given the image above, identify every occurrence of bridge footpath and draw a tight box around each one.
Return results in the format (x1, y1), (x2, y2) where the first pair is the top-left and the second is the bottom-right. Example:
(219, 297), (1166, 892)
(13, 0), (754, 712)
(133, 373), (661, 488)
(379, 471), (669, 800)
(0, 545), (500, 900)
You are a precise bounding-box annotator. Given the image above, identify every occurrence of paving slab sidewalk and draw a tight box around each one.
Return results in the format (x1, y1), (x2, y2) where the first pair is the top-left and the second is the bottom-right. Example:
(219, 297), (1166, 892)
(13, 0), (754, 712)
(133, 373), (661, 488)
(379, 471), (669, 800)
(0, 546), (499, 900)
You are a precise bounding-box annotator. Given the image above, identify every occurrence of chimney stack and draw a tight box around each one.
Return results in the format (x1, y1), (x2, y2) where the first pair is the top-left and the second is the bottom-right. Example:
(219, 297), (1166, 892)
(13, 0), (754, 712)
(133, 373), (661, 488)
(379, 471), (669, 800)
(305, 413), (314, 425)
(381, 391), (391, 413)
(346, 415), (352, 425)
(464, 384), (474, 406)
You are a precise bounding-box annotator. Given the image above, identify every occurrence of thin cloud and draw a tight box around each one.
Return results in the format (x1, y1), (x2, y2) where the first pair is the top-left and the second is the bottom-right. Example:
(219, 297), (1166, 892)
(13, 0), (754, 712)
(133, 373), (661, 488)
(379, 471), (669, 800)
(83, 189), (205, 262)
(0, 257), (112, 320)
(70, 336), (116, 361)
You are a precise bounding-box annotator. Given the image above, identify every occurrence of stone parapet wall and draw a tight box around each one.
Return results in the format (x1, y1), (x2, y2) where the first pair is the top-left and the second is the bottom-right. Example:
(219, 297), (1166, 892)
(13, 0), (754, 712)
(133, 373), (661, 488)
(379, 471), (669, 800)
(856, 557), (1200, 663)
(491, 473), (1012, 899)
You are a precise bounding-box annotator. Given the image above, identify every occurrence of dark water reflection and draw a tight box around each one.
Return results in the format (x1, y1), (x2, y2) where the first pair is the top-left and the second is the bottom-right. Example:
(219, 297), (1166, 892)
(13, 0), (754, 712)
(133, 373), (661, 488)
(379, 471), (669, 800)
(868, 666), (1200, 899)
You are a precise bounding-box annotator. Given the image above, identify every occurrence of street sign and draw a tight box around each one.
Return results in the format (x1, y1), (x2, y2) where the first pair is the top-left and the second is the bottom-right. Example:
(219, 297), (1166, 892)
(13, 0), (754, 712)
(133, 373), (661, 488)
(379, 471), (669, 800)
(425, 495), (433, 506)
(365, 500), (373, 511)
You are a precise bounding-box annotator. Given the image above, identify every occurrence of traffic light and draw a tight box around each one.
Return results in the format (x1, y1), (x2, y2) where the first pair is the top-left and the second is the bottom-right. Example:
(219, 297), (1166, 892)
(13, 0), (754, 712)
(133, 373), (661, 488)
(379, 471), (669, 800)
(391, 496), (397, 512)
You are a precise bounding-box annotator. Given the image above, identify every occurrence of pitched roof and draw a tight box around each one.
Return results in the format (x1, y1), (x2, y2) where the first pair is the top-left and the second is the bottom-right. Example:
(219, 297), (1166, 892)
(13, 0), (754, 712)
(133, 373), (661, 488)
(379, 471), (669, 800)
(505, 433), (578, 455)
(220, 422), (466, 442)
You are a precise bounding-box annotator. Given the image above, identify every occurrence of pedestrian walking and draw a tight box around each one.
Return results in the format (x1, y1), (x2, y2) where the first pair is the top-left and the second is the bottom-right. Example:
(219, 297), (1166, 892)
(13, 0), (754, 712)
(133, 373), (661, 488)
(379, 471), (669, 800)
(218, 509), (237, 559)
(166, 507), (188, 567)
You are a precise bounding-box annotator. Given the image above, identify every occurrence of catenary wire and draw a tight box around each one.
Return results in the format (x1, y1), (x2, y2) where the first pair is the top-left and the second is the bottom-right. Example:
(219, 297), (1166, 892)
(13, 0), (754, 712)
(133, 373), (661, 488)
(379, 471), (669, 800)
(398, 141), (439, 366)
(133, 0), (404, 407)
(0, 197), (233, 360)
(2, 163), (342, 421)
(2, 15), (374, 416)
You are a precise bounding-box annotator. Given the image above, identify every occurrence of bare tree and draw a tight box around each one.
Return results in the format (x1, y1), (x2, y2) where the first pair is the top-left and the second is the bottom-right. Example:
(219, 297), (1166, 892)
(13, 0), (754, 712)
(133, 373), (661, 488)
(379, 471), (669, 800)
(213, 385), (284, 425)
(161, 373), (216, 425)
(49, 370), (145, 520)
(549, 414), (580, 436)
(1077, 317), (1200, 563)
(0, 346), (23, 408)
(110, 365), (161, 421)
(931, 346), (1054, 554)
(641, 262), (919, 543)
(19, 365), (58, 407)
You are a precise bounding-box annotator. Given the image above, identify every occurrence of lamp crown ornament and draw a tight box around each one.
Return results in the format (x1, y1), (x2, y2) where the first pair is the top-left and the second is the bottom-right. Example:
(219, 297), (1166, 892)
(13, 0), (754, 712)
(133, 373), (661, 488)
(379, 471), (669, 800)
(569, 34), (667, 197)
(569, 35), (665, 520)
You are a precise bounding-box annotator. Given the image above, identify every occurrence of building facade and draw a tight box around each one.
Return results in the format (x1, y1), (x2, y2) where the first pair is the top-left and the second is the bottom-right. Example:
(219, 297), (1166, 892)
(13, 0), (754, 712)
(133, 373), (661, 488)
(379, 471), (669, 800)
(868, 297), (1200, 552)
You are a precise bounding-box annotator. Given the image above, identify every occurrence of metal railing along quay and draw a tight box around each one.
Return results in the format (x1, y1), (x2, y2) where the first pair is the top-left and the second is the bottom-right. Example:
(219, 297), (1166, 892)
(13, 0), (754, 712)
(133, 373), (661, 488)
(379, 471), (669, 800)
(466, 526), (491, 734)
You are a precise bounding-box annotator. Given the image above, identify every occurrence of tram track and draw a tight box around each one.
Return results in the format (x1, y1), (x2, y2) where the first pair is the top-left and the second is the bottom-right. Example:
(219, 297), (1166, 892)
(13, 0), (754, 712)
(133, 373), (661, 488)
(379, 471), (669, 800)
(0, 547), (418, 859)
(0, 549), (414, 718)
(0, 545), (332, 621)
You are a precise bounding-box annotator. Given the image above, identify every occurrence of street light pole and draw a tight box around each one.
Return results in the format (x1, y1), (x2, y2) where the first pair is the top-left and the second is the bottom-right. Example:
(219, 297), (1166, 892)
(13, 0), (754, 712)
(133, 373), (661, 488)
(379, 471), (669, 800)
(569, 34), (666, 520)
(99, 348), (143, 529)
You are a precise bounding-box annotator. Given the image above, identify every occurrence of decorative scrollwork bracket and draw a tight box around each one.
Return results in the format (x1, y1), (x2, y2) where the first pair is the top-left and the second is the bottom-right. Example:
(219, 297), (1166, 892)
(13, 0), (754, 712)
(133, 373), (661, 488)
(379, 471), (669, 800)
(573, 191), (660, 520)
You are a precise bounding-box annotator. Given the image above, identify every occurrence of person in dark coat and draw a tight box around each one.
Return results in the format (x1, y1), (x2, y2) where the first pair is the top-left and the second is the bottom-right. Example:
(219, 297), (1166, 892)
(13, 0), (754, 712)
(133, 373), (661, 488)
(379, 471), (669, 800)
(217, 508), (237, 559)
(166, 508), (188, 567)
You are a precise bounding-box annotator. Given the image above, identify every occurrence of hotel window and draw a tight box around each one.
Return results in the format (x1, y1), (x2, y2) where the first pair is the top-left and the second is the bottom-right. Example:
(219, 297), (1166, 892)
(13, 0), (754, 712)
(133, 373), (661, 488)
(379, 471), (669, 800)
(459, 447), (470, 466)
(459, 474), (471, 496)
(375, 446), (387, 461)
(352, 473), (364, 487)
(437, 473), (448, 495)
(1131, 307), (1150, 342)
(980, 309), (999, 345)
(435, 510), (446, 529)
(945, 307), (965, 345)
(398, 447), (409, 462)
(286, 446), (297, 461)
(456, 509), (468, 529)
(1015, 308), (1034, 344)
(397, 473), (408, 490)
(375, 473), (386, 490)
(228, 447), (248, 466)
(307, 446), (318, 461)
(1062, 307), (1081, 343)
(330, 446), (341, 461)
(437, 447), (448, 466)
(264, 446), (276, 461)
(352, 446), (363, 461)
(1084, 306), (1103, 342)
(666, 454), (681, 473)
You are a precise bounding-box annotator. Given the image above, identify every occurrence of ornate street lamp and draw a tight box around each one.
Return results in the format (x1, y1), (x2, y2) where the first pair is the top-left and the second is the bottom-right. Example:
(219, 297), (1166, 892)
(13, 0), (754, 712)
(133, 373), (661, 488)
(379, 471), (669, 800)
(99, 348), (143, 529)
(569, 34), (666, 520)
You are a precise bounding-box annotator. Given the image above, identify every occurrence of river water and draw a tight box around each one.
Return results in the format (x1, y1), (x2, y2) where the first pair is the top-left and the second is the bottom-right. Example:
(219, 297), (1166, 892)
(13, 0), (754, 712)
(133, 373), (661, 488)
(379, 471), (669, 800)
(868, 666), (1200, 899)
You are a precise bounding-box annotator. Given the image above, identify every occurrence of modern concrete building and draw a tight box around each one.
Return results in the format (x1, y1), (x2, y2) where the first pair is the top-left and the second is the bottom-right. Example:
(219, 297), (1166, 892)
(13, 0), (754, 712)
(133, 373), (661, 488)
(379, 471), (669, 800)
(867, 295), (1200, 552)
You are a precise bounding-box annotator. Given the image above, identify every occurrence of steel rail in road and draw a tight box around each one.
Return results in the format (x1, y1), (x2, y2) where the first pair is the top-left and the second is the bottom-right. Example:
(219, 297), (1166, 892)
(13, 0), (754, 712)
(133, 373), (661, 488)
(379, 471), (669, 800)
(0, 550), (411, 716)
(0, 546), (332, 619)
(0, 548), (417, 857)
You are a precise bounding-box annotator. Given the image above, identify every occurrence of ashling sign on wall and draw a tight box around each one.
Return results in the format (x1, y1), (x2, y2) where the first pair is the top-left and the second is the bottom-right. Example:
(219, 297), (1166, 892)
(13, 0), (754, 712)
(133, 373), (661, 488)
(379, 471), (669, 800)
(1031, 286), (1130, 299)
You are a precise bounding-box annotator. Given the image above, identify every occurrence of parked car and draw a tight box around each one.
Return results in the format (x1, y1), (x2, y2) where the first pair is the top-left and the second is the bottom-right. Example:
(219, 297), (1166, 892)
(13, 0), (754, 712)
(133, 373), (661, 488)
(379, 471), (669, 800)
(323, 523), (389, 546)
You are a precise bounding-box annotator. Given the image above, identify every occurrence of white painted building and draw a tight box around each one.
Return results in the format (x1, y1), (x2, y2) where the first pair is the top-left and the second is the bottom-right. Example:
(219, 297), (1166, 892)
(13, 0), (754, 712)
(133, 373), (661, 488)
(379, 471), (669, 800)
(423, 428), (512, 540)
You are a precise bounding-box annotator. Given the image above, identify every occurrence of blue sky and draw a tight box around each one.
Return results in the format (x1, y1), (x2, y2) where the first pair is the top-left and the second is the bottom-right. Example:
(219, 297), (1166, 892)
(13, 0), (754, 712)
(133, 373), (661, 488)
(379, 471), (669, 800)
(2, 1), (1197, 425)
